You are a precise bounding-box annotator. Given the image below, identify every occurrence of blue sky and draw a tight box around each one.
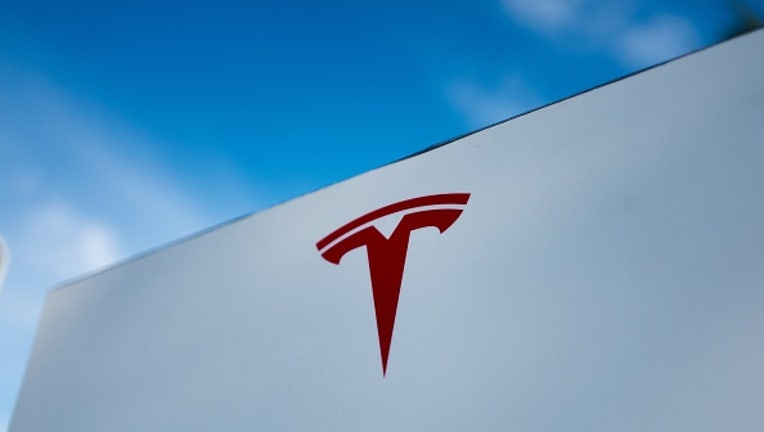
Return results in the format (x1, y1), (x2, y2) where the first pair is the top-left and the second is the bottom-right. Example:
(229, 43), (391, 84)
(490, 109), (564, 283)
(1, 0), (762, 429)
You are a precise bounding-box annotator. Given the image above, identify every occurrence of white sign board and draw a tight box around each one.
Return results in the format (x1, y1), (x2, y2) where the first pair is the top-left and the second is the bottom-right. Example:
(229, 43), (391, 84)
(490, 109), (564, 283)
(10, 30), (764, 431)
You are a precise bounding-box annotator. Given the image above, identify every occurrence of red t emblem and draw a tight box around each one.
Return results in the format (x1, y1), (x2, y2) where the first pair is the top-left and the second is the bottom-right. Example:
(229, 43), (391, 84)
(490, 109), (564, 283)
(316, 193), (470, 375)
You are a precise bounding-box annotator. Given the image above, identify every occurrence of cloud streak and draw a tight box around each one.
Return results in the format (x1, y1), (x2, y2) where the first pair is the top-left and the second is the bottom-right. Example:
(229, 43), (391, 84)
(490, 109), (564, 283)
(19, 201), (123, 280)
(445, 75), (544, 128)
(502, 0), (590, 34)
(501, 0), (702, 68)
(0, 68), (228, 429)
(445, 1), (703, 131)
(616, 15), (701, 67)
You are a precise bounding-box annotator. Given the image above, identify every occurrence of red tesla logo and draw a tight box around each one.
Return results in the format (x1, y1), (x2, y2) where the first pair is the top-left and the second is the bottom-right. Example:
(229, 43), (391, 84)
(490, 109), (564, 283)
(316, 193), (470, 375)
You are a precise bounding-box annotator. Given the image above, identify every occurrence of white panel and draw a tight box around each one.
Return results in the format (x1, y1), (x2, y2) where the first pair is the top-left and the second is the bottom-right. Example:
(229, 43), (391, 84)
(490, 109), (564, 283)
(10, 30), (764, 431)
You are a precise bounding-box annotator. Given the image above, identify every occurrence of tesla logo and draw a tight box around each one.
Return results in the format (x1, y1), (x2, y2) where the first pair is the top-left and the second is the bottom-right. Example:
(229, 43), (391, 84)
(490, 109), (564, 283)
(316, 193), (470, 375)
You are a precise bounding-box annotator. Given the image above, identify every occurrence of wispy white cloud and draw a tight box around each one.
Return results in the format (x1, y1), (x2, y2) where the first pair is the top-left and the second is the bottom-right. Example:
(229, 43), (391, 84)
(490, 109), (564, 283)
(20, 201), (123, 280)
(0, 199), (122, 335)
(0, 69), (238, 428)
(0, 69), (227, 259)
(445, 76), (544, 128)
(501, 0), (589, 34)
(451, 1), (701, 128)
(500, 0), (702, 69)
(615, 15), (701, 68)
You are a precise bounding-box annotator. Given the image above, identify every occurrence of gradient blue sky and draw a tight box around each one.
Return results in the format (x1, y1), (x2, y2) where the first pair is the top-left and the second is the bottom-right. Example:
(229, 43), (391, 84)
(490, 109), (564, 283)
(1, 0), (762, 429)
